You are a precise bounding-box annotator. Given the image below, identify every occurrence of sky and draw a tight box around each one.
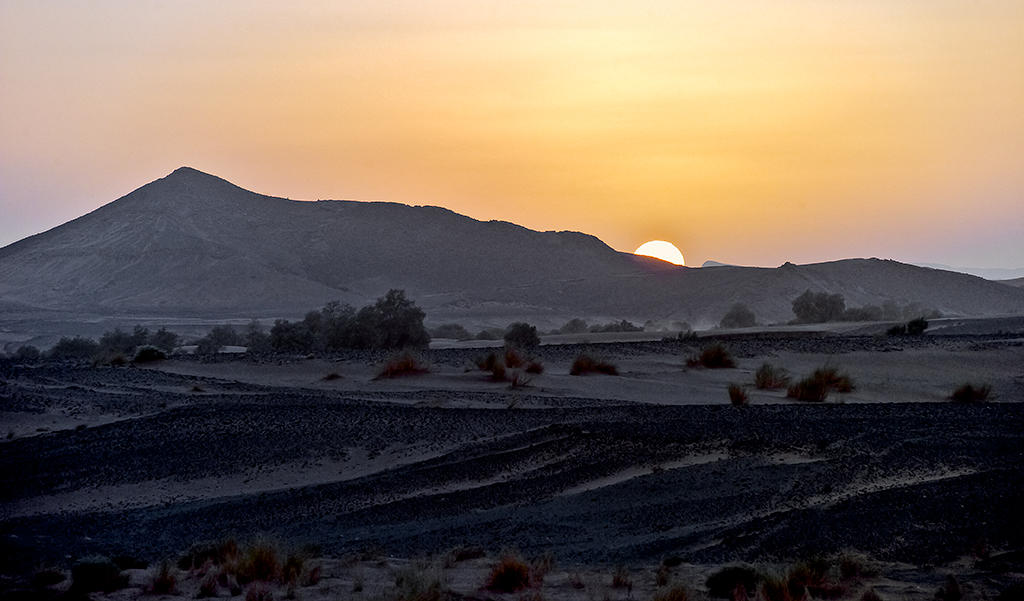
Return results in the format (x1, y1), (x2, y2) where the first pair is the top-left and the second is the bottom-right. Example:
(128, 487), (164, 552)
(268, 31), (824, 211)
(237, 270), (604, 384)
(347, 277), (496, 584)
(1, 1), (1023, 268)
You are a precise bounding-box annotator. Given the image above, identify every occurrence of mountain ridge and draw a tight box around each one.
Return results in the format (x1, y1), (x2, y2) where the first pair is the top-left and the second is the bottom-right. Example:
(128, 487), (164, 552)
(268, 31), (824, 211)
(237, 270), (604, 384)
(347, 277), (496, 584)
(1, 167), (1022, 326)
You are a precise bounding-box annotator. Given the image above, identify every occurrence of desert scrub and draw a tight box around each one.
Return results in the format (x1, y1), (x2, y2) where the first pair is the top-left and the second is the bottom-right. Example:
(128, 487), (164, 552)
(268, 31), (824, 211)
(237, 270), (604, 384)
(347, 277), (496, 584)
(754, 363), (791, 389)
(950, 383), (991, 403)
(375, 350), (429, 379)
(728, 384), (749, 406)
(485, 554), (531, 592)
(239, 541), (281, 583)
(611, 566), (633, 591)
(570, 353), (618, 375)
(686, 343), (736, 368)
(787, 366), (854, 402)
(132, 344), (168, 363)
(245, 582), (274, 601)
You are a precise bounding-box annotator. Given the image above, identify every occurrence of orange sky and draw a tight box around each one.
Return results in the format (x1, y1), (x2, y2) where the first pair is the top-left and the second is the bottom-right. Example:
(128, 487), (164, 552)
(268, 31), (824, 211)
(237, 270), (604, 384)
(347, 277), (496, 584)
(2, 1), (1023, 267)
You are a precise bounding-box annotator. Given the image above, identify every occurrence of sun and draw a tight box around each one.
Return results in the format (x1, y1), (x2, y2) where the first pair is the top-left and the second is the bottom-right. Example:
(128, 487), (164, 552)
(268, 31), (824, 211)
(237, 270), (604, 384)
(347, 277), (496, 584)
(634, 240), (686, 266)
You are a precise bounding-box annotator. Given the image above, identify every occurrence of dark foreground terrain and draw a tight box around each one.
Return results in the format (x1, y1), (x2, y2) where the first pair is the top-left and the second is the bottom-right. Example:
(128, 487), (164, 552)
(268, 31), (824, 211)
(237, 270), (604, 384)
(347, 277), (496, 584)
(1, 333), (1023, 599)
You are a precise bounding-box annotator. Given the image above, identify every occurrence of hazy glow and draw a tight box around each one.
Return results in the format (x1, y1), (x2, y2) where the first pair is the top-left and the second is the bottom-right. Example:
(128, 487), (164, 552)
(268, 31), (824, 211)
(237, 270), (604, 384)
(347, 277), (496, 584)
(635, 241), (685, 266)
(1, 1), (1023, 267)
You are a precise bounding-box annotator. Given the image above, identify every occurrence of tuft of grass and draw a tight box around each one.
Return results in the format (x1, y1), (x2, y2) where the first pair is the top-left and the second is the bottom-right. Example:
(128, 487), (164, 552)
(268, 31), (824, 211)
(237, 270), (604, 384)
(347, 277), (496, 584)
(728, 384), (749, 406)
(570, 353), (619, 376)
(787, 366), (854, 402)
(375, 350), (430, 379)
(760, 575), (796, 601)
(656, 564), (671, 587)
(147, 560), (178, 595)
(687, 343), (736, 369)
(950, 383), (991, 403)
(485, 555), (531, 593)
(394, 561), (444, 601)
(197, 571), (220, 598)
(754, 363), (791, 389)
(653, 584), (689, 601)
(531, 552), (555, 586)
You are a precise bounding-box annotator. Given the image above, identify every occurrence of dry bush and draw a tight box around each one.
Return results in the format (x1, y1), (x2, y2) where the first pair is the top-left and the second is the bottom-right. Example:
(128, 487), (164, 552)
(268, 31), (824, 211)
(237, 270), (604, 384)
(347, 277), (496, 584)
(787, 366), (854, 402)
(569, 573), (586, 589)
(654, 584), (690, 601)
(754, 363), (791, 389)
(321, 372), (342, 381)
(728, 384), (749, 406)
(612, 566), (633, 591)
(375, 350), (429, 379)
(531, 552), (555, 586)
(508, 371), (533, 389)
(861, 590), (883, 601)
(485, 555), (531, 593)
(525, 360), (544, 374)
(687, 344), (736, 369)
(504, 347), (526, 368)
(935, 575), (962, 601)
(239, 542), (281, 583)
(656, 564), (671, 587)
(282, 553), (304, 586)
(146, 560), (178, 595)
(570, 353), (619, 376)
(950, 383), (991, 403)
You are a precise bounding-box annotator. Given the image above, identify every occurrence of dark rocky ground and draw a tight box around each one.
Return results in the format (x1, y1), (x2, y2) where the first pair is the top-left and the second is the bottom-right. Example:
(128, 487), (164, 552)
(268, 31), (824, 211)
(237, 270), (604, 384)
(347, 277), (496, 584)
(1, 333), (1023, 590)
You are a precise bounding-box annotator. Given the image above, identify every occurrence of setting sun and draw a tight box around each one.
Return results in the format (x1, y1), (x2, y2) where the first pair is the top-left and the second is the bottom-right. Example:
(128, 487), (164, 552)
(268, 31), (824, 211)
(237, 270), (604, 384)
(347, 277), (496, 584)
(634, 240), (685, 266)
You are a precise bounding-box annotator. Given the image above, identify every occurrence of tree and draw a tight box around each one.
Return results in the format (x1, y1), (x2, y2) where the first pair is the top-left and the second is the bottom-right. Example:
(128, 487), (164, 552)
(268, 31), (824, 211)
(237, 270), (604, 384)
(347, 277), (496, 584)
(48, 336), (99, 360)
(504, 322), (540, 349)
(791, 290), (846, 323)
(358, 289), (430, 350)
(719, 303), (756, 328)
(149, 327), (179, 353)
(559, 318), (589, 334)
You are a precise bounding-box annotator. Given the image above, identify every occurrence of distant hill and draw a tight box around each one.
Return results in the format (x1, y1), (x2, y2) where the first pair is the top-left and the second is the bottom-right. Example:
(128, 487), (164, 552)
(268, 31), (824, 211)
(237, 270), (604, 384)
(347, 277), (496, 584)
(1, 167), (1022, 327)
(1000, 277), (1024, 288)
(916, 263), (1024, 281)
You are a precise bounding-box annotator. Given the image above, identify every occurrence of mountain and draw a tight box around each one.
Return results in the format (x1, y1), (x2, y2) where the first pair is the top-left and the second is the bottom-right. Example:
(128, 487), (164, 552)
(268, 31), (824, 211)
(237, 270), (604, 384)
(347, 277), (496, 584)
(1, 167), (1023, 327)
(915, 263), (1024, 281)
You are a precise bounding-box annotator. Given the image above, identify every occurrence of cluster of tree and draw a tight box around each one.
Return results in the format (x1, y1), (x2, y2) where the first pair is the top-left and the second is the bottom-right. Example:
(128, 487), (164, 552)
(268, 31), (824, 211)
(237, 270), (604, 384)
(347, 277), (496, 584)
(887, 317), (929, 336)
(791, 290), (940, 324)
(23, 326), (180, 363)
(719, 303), (756, 328)
(196, 289), (431, 355)
(556, 318), (643, 334)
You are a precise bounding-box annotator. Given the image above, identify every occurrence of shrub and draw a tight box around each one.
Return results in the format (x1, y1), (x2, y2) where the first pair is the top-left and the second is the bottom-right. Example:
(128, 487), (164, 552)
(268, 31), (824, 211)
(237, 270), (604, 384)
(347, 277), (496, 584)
(504, 346), (526, 368)
(888, 317), (929, 336)
(950, 383), (990, 403)
(504, 322), (540, 349)
(589, 320), (643, 333)
(861, 590), (882, 601)
(363, 289), (431, 350)
(133, 345), (167, 363)
(475, 328), (503, 340)
(282, 553), (304, 585)
(49, 336), (100, 361)
(611, 566), (632, 590)
(728, 384), (749, 406)
(654, 584), (689, 601)
(754, 363), (791, 389)
(150, 327), (180, 353)
(760, 575), (795, 601)
(71, 555), (126, 593)
(485, 555), (531, 593)
(395, 562), (444, 601)
(147, 560), (177, 594)
(239, 542), (280, 583)
(687, 343), (736, 369)
(706, 565), (760, 599)
(375, 350), (430, 379)
(524, 360), (544, 374)
(720, 303), (756, 328)
(792, 290), (846, 323)
(656, 564), (671, 587)
(787, 366), (854, 402)
(570, 353), (618, 375)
